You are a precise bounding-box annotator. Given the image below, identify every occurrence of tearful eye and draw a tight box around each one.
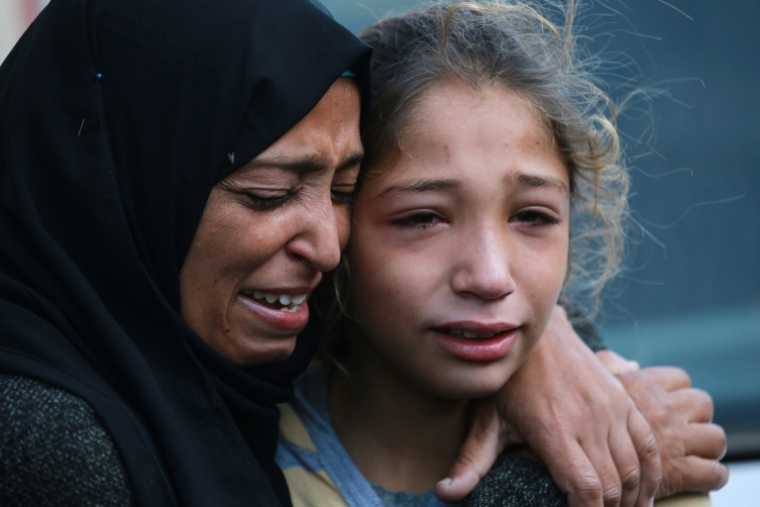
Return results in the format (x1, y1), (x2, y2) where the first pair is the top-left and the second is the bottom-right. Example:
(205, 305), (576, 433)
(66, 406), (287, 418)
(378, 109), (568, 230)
(391, 211), (443, 229)
(512, 209), (560, 227)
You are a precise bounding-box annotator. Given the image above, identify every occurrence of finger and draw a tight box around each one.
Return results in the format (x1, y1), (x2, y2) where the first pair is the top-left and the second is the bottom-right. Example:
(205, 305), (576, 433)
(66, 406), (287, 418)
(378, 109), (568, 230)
(576, 426), (626, 507)
(607, 425), (641, 507)
(627, 408), (660, 507)
(669, 388), (714, 423)
(682, 423), (727, 459)
(435, 403), (501, 502)
(627, 366), (691, 391)
(675, 455), (730, 493)
(597, 350), (640, 375)
(536, 436), (604, 507)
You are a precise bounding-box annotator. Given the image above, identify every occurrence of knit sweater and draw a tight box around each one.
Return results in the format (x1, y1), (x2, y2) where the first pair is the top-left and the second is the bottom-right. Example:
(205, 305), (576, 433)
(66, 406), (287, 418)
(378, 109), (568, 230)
(0, 375), (132, 507)
(462, 452), (566, 507)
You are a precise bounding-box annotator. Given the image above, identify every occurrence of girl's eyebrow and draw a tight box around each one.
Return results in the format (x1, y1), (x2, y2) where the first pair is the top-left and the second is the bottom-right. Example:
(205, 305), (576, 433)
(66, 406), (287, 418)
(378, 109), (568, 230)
(514, 173), (569, 196)
(372, 178), (458, 201)
(373, 173), (568, 201)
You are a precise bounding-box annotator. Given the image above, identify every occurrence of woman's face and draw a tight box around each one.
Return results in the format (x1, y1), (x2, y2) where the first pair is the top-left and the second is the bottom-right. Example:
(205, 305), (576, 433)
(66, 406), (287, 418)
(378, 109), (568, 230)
(347, 80), (570, 399)
(180, 79), (362, 367)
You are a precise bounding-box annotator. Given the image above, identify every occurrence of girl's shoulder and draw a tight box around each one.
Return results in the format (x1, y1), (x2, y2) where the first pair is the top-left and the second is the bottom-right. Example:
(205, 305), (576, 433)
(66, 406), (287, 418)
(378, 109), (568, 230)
(0, 374), (132, 506)
(460, 450), (567, 507)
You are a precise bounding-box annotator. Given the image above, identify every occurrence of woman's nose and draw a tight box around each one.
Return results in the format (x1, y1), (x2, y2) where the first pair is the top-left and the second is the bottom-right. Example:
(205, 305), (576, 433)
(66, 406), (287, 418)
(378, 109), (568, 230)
(286, 197), (343, 273)
(450, 226), (516, 300)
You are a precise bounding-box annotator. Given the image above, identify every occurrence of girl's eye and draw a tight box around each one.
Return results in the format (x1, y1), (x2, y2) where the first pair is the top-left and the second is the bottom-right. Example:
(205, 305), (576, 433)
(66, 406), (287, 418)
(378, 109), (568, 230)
(391, 211), (443, 229)
(245, 191), (291, 210)
(512, 209), (560, 227)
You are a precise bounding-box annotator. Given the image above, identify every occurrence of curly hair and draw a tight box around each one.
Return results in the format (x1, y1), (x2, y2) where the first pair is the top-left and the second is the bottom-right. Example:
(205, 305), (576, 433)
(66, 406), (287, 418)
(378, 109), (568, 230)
(319, 0), (630, 361)
(359, 0), (628, 313)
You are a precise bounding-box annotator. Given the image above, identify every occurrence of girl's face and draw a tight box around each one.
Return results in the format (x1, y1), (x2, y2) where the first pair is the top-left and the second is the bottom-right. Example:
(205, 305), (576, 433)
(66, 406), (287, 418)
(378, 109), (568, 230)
(347, 80), (570, 399)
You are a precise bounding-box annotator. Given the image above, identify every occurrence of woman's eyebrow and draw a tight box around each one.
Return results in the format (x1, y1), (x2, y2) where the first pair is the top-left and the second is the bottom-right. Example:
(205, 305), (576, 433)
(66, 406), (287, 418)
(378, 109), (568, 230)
(514, 173), (569, 196)
(250, 152), (364, 172)
(372, 178), (458, 201)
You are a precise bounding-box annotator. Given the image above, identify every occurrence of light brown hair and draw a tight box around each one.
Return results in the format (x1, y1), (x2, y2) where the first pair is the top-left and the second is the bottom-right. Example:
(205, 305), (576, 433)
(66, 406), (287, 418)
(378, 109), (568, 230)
(319, 0), (630, 361)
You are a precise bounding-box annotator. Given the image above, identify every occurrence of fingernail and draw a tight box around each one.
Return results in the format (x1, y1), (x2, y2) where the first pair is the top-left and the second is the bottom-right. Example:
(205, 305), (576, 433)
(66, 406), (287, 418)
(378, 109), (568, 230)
(437, 477), (453, 487)
(649, 498), (655, 507)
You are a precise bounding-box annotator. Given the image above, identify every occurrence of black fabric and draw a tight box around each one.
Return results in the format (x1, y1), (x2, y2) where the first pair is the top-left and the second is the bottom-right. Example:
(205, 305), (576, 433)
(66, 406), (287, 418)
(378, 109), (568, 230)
(0, 0), (370, 505)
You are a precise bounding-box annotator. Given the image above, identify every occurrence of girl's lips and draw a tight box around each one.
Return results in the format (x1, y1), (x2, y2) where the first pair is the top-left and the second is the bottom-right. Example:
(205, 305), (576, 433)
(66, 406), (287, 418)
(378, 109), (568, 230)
(432, 327), (519, 362)
(237, 292), (310, 332)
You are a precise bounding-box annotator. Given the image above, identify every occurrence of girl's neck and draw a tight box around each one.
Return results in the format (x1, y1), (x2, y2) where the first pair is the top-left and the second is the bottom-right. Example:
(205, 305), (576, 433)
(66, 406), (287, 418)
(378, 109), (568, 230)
(328, 344), (471, 495)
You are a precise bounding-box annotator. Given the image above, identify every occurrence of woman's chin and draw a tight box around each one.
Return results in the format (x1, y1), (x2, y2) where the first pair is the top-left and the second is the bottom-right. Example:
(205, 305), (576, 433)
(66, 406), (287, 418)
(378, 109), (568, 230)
(218, 332), (299, 368)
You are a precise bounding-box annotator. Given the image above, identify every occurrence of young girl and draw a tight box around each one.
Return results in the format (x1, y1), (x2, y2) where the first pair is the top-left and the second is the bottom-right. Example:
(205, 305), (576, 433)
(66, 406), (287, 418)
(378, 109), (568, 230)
(277, 1), (631, 505)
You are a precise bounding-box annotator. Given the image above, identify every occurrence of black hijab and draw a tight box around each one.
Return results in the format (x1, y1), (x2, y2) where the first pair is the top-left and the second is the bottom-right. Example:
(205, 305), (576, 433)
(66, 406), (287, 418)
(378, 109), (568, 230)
(0, 0), (370, 505)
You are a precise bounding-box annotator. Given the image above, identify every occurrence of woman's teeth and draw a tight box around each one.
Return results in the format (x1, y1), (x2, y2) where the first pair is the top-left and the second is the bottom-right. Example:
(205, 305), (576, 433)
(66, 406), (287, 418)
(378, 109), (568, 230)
(242, 291), (307, 312)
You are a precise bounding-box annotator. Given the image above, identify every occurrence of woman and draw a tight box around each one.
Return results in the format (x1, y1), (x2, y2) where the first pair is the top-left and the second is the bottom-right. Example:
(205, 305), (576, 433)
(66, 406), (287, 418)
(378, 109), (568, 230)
(0, 0), (369, 504)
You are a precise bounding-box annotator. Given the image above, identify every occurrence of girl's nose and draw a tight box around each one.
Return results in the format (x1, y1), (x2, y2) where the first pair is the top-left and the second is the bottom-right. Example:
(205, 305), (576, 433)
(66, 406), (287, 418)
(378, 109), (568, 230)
(450, 225), (515, 300)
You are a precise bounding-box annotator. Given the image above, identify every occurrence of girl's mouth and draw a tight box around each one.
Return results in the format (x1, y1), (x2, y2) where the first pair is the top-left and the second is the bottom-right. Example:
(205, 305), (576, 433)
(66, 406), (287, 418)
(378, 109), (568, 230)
(431, 323), (520, 362)
(438, 328), (504, 339)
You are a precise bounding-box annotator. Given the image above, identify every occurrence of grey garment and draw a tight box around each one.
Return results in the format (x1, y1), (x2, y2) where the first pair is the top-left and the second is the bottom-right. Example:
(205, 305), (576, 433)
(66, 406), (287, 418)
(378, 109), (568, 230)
(460, 452), (566, 507)
(0, 375), (132, 507)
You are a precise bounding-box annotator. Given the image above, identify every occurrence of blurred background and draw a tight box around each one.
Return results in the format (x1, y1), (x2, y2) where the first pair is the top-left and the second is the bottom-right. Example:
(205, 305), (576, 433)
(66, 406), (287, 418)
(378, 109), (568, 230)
(2, 0), (758, 490)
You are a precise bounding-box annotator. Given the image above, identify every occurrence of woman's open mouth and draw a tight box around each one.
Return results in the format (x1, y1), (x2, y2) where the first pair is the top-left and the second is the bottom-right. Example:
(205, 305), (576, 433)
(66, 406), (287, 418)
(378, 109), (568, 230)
(236, 289), (311, 333)
(240, 290), (307, 313)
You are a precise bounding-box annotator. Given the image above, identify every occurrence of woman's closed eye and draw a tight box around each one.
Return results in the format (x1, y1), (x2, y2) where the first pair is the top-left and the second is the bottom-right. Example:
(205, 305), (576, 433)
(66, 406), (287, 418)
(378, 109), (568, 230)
(245, 190), (292, 210)
(331, 184), (356, 205)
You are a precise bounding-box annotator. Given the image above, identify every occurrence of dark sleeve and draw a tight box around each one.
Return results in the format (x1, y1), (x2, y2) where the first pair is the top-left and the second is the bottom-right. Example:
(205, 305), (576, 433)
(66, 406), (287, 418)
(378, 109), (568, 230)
(0, 375), (133, 507)
(458, 451), (567, 507)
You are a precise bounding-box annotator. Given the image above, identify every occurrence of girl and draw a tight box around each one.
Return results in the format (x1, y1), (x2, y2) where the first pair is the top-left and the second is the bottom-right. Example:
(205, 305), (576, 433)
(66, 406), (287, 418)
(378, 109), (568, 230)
(275, 1), (707, 506)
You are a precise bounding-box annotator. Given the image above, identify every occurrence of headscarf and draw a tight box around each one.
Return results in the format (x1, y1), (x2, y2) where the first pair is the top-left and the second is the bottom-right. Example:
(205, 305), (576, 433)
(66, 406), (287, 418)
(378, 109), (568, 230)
(0, 0), (370, 505)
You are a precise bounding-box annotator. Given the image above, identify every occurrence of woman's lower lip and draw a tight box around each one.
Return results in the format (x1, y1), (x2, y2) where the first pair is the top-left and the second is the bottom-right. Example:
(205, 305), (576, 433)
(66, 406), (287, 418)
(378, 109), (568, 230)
(432, 329), (518, 362)
(237, 294), (309, 332)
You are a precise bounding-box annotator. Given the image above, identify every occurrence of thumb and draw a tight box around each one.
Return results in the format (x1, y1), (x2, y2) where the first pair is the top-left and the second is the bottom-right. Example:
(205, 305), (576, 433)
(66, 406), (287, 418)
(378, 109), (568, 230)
(435, 401), (504, 502)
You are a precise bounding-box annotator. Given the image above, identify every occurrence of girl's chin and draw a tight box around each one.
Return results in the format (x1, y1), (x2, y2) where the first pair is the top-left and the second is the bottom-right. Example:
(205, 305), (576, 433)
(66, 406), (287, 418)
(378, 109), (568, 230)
(419, 365), (519, 401)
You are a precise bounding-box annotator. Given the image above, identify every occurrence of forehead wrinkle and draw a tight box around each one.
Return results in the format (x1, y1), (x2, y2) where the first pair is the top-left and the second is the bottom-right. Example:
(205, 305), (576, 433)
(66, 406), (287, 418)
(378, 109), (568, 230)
(248, 151), (364, 174)
(248, 154), (326, 172)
